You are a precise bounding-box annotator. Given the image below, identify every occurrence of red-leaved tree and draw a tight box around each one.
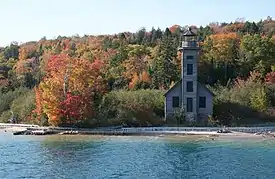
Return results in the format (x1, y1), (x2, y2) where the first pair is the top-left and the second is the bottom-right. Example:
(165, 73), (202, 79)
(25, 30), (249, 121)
(37, 54), (106, 126)
(265, 72), (275, 84)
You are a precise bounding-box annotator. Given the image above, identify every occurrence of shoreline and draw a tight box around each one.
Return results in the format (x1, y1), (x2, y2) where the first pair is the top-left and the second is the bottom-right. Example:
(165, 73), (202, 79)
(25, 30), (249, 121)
(1, 123), (275, 140)
(1, 128), (273, 140)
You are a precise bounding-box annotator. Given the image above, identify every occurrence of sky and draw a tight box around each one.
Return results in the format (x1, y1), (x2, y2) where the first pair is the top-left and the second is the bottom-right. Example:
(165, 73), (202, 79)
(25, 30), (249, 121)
(0, 0), (275, 46)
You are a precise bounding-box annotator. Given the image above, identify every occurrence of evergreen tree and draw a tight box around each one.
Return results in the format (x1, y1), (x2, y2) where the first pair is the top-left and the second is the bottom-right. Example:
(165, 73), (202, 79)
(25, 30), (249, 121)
(243, 21), (259, 34)
(251, 22), (259, 34)
(136, 28), (146, 45)
(152, 28), (179, 89)
(197, 26), (213, 41)
(151, 27), (163, 45)
(150, 27), (157, 45)
(142, 33), (151, 46)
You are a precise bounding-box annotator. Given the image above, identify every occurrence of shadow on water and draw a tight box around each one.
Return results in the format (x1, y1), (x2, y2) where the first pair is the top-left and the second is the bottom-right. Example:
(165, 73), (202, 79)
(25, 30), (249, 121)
(156, 140), (205, 179)
(38, 135), (106, 179)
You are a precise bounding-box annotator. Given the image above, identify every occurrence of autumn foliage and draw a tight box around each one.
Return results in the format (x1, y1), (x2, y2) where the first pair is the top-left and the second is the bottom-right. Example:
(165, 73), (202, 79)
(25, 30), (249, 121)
(2, 16), (275, 126)
(37, 54), (106, 126)
(169, 25), (181, 33)
(265, 72), (275, 84)
(203, 32), (240, 62)
(58, 92), (83, 124)
(235, 71), (261, 88)
(128, 71), (152, 89)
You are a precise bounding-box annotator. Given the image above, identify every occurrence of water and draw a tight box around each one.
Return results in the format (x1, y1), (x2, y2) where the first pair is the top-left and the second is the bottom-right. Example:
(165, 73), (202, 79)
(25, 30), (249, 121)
(1, 132), (275, 179)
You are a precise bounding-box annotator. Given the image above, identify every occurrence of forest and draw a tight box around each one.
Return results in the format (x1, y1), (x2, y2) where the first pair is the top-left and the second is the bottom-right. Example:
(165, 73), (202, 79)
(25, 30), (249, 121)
(1, 17), (275, 127)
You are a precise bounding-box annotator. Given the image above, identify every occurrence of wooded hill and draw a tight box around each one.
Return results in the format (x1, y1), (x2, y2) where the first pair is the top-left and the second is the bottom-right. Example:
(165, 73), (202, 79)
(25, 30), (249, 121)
(1, 17), (275, 127)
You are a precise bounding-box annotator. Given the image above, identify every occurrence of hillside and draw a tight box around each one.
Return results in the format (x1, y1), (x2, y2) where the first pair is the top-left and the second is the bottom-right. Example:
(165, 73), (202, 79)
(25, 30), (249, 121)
(1, 17), (275, 127)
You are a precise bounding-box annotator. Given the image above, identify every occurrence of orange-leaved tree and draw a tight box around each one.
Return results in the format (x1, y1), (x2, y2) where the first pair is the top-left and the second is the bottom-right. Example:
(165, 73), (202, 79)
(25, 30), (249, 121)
(128, 71), (152, 89)
(37, 54), (106, 126)
(203, 32), (240, 63)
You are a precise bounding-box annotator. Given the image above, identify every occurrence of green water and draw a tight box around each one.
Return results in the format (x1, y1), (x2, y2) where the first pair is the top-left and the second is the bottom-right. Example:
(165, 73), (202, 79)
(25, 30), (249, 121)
(1, 132), (275, 179)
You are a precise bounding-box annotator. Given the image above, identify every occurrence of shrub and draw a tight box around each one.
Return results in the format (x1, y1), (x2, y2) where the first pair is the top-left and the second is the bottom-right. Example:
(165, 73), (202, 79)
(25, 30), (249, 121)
(98, 89), (165, 127)
(250, 87), (269, 112)
(211, 72), (271, 125)
(0, 88), (35, 124)
(0, 110), (12, 123)
(10, 90), (35, 123)
(0, 87), (30, 115)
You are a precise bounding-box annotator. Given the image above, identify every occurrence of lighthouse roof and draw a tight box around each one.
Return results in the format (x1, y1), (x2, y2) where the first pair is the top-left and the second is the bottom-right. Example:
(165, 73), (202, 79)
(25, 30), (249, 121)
(183, 27), (196, 36)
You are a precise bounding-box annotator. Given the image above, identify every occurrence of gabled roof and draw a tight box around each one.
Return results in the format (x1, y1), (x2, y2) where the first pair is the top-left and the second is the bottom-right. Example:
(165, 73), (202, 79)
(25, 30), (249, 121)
(164, 79), (214, 96)
(197, 82), (215, 96)
(183, 27), (197, 36)
(164, 79), (182, 96)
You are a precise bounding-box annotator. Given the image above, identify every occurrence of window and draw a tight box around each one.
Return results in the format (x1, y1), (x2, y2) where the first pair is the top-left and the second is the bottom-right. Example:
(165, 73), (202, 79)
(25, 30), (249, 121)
(187, 64), (193, 75)
(186, 81), (193, 92)
(199, 96), (206, 108)
(187, 97), (193, 112)
(172, 96), (180, 108)
(186, 55), (194, 60)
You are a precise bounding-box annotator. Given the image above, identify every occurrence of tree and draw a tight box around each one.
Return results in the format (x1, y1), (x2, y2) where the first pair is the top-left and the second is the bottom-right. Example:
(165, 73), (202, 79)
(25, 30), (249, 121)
(243, 21), (259, 34)
(197, 25), (213, 41)
(250, 87), (269, 112)
(151, 27), (162, 45)
(169, 25), (181, 33)
(3, 43), (19, 60)
(38, 54), (106, 126)
(202, 32), (240, 84)
(128, 71), (152, 90)
(10, 90), (35, 123)
(128, 73), (140, 89)
(123, 45), (150, 79)
(136, 28), (146, 44)
(265, 71), (275, 84)
(223, 22), (245, 33)
(240, 34), (275, 77)
(151, 28), (179, 89)
(203, 32), (240, 63)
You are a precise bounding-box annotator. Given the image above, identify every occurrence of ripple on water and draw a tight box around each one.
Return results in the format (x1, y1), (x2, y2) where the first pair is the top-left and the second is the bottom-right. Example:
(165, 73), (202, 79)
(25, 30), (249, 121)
(1, 133), (275, 179)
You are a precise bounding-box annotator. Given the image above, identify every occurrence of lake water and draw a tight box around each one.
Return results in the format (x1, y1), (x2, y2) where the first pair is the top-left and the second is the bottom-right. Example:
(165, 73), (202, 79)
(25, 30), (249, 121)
(1, 132), (275, 179)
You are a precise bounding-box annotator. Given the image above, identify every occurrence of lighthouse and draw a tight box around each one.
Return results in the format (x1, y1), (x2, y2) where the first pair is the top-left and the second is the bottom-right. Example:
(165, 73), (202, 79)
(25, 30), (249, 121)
(164, 27), (213, 123)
